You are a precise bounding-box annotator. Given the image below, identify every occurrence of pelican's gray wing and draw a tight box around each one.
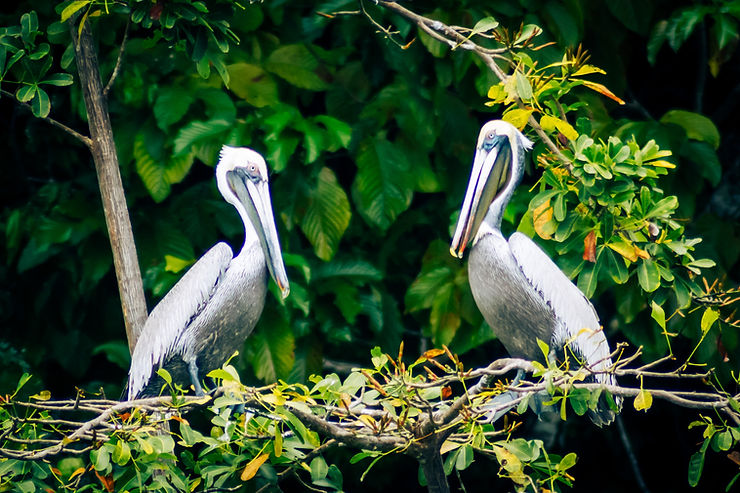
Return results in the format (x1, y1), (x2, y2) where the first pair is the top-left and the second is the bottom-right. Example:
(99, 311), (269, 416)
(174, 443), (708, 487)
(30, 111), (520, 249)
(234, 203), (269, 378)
(127, 243), (233, 400)
(507, 232), (613, 381)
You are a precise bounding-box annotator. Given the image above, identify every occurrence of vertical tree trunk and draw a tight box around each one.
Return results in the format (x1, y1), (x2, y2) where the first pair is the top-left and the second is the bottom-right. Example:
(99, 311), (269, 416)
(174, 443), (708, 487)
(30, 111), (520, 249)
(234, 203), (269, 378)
(71, 19), (148, 354)
(420, 449), (450, 493)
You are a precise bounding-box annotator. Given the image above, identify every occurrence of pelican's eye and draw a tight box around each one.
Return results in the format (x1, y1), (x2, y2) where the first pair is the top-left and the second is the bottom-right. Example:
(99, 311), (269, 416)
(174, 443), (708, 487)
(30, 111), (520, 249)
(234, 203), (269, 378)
(245, 163), (261, 181)
(482, 132), (498, 150)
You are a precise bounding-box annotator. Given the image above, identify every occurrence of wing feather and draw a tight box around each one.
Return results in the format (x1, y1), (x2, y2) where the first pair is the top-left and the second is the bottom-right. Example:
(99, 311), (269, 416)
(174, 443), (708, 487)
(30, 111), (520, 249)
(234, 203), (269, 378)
(508, 233), (613, 380)
(127, 243), (233, 399)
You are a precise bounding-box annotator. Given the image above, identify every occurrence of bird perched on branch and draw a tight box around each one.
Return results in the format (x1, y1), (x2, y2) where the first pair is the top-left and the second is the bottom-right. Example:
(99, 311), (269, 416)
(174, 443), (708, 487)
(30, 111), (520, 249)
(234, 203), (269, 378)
(450, 120), (620, 426)
(127, 146), (289, 400)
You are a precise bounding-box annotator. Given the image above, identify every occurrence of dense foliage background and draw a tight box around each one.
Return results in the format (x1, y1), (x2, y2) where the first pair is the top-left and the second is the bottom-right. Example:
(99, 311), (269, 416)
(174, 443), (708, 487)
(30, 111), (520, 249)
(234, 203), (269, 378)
(1, 0), (739, 491)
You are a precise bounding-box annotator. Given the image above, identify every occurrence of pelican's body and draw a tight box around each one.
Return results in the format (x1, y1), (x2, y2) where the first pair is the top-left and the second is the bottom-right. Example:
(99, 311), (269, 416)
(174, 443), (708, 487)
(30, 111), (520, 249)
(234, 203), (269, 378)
(451, 121), (620, 426)
(127, 147), (289, 400)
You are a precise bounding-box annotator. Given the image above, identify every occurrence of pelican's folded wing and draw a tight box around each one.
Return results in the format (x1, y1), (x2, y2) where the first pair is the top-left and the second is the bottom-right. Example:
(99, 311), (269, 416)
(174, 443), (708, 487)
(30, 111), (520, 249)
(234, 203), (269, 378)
(127, 243), (233, 400)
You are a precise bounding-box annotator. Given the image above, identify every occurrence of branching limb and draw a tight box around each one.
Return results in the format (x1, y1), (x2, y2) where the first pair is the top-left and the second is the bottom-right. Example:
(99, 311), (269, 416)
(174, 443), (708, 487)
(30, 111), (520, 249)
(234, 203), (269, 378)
(0, 89), (92, 148)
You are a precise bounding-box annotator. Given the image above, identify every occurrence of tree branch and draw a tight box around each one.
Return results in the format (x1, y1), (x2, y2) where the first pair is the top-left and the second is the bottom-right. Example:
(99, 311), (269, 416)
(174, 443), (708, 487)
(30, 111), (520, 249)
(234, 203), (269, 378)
(0, 89), (92, 148)
(103, 18), (129, 98)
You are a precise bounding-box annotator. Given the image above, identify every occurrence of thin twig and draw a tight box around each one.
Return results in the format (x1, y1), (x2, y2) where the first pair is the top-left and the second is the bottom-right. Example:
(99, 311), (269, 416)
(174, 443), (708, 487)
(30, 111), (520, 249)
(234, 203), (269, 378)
(103, 18), (129, 97)
(0, 89), (92, 148)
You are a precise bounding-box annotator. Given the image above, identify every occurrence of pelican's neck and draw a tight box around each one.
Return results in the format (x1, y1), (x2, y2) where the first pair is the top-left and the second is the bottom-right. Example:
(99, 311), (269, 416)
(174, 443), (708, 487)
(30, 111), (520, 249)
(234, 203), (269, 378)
(234, 203), (259, 258)
(475, 146), (525, 242)
(216, 174), (259, 258)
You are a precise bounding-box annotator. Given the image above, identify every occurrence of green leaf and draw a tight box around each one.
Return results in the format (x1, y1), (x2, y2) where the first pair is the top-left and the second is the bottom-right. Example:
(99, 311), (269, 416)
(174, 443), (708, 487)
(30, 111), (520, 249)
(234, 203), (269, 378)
(20, 12), (38, 42)
(310, 456), (329, 482)
(92, 341), (131, 370)
(40, 73), (73, 86)
(406, 266), (453, 312)
(226, 63), (279, 107)
(700, 308), (719, 335)
(300, 167), (351, 261)
(31, 87), (50, 118)
(112, 440), (131, 466)
(90, 447), (110, 472)
(637, 259), (660, 292)
(247, 309), (295, 382)
(471, 16), (499, 36)
(455, 444), (474, 471)
(173, 119), (231, 155)
(650, 301), (666, 330)
(352, 138), (413, 230)
(713, 14), (738, 51)
(154, 87), (194, 130)
(666, 9), (704, 52)
(688, 439), (710, 487)
(16, 84), (36, 103)
(134, 134), (169, 202)
(557, 452), (578, 471)
(660, 110), (720, 149)
(265, 44), (329, 91)
(514, 71), (533, 100)
(313, 259), (382, 282)
(313, 115), (352, 150)
(682, 141), (721, 186)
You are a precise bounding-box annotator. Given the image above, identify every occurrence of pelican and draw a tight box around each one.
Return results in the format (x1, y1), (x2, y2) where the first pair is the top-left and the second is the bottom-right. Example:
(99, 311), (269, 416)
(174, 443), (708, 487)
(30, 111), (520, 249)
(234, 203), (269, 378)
(127, 146), (289, 400)
(450, 120), (620, 426)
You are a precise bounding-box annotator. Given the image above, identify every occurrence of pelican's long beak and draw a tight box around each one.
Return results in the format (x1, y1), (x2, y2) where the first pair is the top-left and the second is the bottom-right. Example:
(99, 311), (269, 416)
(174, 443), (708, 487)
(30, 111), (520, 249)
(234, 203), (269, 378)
(450, 135), (511, 258)
(228, 170), (290, 298)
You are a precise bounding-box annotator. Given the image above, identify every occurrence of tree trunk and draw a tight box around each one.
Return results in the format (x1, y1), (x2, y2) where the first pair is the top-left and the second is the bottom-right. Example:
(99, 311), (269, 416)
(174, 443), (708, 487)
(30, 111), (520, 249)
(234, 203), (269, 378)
(71, 19), (148, 354)
(419, 447), (450, 493)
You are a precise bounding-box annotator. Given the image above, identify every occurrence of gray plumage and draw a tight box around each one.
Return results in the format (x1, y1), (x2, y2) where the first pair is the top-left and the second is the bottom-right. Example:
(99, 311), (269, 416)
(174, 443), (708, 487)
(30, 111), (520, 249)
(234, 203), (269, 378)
(451, 120), (620, 426)
(127, 146), (289, 400)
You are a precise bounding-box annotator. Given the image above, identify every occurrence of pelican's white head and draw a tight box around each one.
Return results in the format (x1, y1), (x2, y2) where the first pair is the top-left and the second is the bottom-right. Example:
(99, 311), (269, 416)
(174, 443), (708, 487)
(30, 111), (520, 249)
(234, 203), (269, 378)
(215, 146), (289, 298)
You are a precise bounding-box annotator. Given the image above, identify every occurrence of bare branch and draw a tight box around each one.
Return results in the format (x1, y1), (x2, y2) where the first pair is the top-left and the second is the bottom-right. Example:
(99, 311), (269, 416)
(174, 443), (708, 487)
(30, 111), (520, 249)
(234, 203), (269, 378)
(0, 89), (92, 148)
(103, 18), (130, 98)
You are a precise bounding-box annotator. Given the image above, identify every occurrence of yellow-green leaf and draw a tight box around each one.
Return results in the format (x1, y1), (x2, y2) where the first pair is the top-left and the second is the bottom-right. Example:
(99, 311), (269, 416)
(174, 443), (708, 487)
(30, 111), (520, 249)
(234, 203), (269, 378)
(572, 64), (606, 77)
(650, 301), (666, 330)
(164, 255), (194, 274)
(487, 83), (507, 104)
(540, 114), (579, 141)
(61, 0), (90, 22)
(634, 389), (653, 411)
(30, 390), (51, 401)
(607, 240), (639, 262)
(503, 108), (533, 131)
(700, 308), (719, 335)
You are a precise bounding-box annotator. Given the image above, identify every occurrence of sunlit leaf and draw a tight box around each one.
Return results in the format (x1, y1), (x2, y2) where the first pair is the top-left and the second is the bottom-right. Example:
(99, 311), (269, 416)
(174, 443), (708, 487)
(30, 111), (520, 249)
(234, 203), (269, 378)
(700, 308), (719, 335)
(240, 453), (269, 481)
(634, 389), (652, 411)
(502, 108), (533, 130)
